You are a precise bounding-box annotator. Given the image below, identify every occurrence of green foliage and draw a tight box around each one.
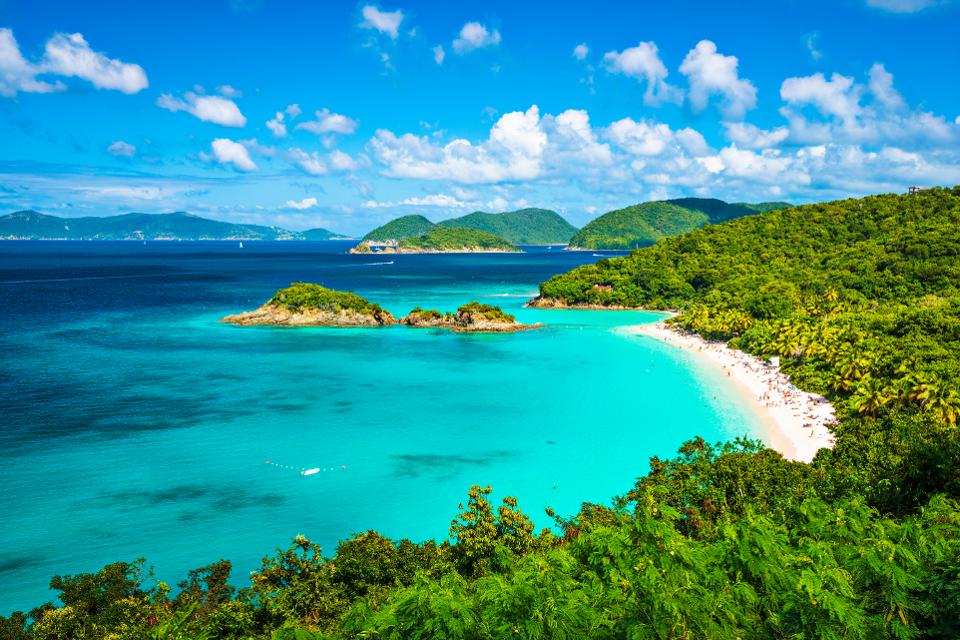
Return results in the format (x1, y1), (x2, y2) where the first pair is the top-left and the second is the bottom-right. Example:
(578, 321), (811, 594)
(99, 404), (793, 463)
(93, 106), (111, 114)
(268, 283), (385, 316)
(362, 215), (435, 242)
(567, 197), (764, 250)
(454, 302), (515, 323)
(398, 227), (518, 252)
(438, 208), (577, 245)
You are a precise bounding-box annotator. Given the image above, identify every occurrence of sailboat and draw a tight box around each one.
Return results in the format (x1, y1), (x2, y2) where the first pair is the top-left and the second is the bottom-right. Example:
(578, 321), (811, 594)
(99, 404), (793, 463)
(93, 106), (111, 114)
(239, 241), (244, 249)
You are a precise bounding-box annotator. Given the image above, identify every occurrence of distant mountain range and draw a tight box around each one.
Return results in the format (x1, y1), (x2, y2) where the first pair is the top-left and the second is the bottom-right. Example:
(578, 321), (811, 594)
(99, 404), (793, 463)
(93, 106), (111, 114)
(362, 208), (578, 245)
(568, 198), (792, 250)
(0, 210), (348, 241)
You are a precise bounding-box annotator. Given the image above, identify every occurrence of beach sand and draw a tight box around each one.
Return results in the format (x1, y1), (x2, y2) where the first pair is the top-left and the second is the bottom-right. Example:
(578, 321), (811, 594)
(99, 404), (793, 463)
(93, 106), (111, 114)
(624, 320), (836, 463)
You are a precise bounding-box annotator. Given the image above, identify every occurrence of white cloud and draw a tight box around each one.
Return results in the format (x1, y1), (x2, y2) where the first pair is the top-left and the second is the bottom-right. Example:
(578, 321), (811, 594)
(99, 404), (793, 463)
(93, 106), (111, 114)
(865, 0), (938, 12)
(573, 43), (589, 60)
(41, 32), (148, 94)
(723, 122), (790, 149)
(452, 22), (501, 54)
(360, 5), (404, 39)
(781, 72), (861, 122)
(204, 138), (257, 171)
(805, 32), (823, 61)
(0, 29), (63, 96)
(679, 40), (757, 119)
(0, 28), (149, 97)
(107, 140), (136, 157)
(285, 103), (302, 118)
(286, 197), (319, 210)
(433, 45), (445, 65)
(605, 118), (708, 157)
(217, 84), (241, 97)
(296, 108), (359, 135)
(868, 63), (906, 111)
(287, 148), (364, 176)
(603, 41), (682, 106)
(266, 112), (287, 137)
(363, 194), (468, 208)
(157, 92), (247, 127)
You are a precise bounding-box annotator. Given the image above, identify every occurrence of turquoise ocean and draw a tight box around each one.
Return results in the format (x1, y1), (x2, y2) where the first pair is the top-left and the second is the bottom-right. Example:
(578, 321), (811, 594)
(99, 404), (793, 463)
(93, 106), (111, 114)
(0, 241), (764, 613)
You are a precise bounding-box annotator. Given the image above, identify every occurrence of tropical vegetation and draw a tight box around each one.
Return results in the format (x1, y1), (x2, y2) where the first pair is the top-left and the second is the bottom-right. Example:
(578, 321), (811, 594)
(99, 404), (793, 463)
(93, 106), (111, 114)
(567, 197), (785, 250)
(268, 283), (387, 317)
(361, 215), (436, 243)
(397, 227), (518, 252)
(437, 208), (577, 245)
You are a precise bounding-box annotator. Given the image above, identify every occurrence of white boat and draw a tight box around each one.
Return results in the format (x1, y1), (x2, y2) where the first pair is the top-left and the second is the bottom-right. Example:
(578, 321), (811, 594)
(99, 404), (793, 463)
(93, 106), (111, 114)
(239, 241), (244, 248)
(301, 467), (320, 476)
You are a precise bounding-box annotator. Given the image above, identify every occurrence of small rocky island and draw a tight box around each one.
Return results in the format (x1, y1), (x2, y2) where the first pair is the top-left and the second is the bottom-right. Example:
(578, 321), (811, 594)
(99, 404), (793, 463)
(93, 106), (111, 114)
(402, 302), (541, 333)
(351, 227), (520, 254)
(220, 283), (398, 327)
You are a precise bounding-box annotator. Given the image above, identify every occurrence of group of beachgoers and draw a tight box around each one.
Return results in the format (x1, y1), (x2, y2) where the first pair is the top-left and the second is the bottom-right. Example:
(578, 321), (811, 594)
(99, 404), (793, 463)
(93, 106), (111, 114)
(629, 321), (838, 461)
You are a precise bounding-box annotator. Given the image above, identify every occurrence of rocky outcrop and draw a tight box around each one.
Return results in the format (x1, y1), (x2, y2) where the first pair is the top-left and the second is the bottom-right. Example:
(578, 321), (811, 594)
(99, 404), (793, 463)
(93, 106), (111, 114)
(526, 296), (642, 310)
(401, 303), (540, 333)
(220, 304), (397, 327)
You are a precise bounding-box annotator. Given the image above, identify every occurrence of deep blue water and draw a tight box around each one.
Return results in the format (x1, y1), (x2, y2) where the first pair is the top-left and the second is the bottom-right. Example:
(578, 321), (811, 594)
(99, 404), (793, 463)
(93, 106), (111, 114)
(0, 241), (763, 613)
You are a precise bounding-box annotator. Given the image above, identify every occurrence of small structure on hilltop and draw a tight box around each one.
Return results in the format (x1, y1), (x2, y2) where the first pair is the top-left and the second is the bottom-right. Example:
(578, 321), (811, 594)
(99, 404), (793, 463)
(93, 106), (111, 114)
(908, 186), (928, 195)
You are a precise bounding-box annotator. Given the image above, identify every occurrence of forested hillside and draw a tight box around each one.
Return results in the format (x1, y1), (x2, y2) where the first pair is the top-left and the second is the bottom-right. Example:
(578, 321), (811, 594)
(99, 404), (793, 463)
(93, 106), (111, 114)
(438, 208), (577, 245)
(567, 198), (774, 250)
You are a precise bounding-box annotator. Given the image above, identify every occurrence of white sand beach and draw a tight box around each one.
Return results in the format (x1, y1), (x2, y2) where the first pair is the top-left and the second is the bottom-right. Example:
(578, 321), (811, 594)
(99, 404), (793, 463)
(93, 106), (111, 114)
(625, 320), (837, 463)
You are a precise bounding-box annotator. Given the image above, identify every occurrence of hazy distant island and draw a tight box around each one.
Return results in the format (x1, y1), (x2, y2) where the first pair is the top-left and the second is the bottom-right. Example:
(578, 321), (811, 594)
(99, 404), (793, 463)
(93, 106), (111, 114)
(402, 302), (540, 332)
(220, 283), (397, 327)
(351, 226), (520, 254)
(0, 210), (349, 241)
(221, 283), (532, 332)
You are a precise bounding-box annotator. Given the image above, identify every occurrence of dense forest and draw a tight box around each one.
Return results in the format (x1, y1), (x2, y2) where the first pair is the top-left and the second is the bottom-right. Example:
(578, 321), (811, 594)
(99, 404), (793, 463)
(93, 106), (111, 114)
(437, 208), (577, 245)
(361, 215), (436, 243)
(396, 227), (518, 252)
(4, 189), (960, 639)
(567, 198), (789, 250)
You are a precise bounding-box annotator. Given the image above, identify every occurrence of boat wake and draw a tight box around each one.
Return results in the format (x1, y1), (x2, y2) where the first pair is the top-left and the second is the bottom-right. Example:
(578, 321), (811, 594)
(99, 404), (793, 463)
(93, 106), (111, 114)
(490, 291), (539, 298)
(364, 260), (395, 266)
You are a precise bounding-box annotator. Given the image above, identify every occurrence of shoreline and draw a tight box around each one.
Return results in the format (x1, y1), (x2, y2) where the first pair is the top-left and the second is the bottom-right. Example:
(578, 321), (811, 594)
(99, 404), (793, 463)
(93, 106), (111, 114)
(623, 320), (836, 463)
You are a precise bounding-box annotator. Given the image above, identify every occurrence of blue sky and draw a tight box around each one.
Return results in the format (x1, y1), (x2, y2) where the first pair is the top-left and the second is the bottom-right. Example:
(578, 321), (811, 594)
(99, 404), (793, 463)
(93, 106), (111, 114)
(1, 0), (958, 234)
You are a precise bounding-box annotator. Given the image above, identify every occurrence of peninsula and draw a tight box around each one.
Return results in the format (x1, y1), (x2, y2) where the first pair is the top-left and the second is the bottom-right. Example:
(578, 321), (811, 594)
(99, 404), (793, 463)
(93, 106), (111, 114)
(351, 226), (519, 254)
(220, 283), (397, 327)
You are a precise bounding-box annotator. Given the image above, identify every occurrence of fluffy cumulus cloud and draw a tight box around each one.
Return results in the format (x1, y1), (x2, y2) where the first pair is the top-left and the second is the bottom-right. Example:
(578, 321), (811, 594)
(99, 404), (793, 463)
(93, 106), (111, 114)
(296, 108), (359, 135)
(360, 5), (404, 39)
(452, 22), (501, 54)
(723, 122), (790, 149)
(287, 148), (364, 176)
(573, 43), (589, 60)
(432, 45), (445, 65)
(0, 28), (147, 97)
(779, 63), (957, 146)
(42, 32), (148, 94)
(603, 41), (682, 106)
(286, 197), (318, 210)
(204, 138), (257, 171)
(679, 40), (757, 119)
(107, 140), (136, 157)
(157, 92), (247, 127)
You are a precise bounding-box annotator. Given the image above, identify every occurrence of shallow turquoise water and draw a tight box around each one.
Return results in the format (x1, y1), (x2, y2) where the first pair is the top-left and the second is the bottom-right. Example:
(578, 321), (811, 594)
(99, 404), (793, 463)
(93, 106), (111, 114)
(0, 242), (763, 612)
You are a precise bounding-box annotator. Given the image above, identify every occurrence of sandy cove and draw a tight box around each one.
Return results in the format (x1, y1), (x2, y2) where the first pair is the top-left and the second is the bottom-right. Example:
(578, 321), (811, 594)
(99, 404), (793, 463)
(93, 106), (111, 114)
(624, 320), (837, 463)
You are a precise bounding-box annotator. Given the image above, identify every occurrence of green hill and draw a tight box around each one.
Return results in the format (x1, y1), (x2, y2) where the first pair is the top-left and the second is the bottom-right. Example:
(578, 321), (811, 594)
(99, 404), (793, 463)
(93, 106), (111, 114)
(438, 208), (577, 245)
(735, 201), (793, 214)
(568, 197), (769, 250)
(362, 214), (435, 242)
(0, 210), (323, 240)
(397, 226), (519, 252)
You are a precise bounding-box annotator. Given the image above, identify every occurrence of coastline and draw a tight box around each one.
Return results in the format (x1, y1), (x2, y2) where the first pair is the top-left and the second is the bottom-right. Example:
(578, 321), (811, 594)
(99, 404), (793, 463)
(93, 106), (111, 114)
(623, 320), (836, 463)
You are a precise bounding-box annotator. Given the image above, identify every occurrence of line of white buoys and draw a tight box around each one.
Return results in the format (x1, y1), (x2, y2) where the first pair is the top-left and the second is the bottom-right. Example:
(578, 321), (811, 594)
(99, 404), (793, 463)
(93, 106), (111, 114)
(266, 460), (348, 477)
